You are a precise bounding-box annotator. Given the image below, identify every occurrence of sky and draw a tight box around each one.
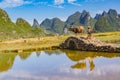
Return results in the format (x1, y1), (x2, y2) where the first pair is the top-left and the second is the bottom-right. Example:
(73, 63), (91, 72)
(0, 0), (120, 25)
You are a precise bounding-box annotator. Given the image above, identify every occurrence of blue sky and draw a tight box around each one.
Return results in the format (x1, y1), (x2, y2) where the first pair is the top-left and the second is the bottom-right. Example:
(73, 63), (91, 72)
(0, 0), (120, 25)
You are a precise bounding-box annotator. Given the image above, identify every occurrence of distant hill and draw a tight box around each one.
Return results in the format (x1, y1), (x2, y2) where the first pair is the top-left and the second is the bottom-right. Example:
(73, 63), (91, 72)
(32, 19), (40, 28)
(0, 8), (17, 40)
(66, 11), (81, 26)
(39, 9), (120, 34)
(0, 8), (46, 40)
(66, 10), (93, 26)
(0, 8), (120, 40)
(94, 9), (120, 32)
(40, 10), (96, 34)
(94, 14), (101, 20)
(16, 18), (45, 38)
(40, 18), (65, 34)
(65, 10), (96, 32)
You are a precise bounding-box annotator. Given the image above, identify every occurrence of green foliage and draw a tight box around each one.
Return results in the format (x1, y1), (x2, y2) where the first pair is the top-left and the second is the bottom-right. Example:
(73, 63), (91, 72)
(94, 9), (120, 32)
(51, 18), (65, 34)
(40, 18), (65, 34)
(40, 18), (52, 30)
(15, 18), (45, 38)
(66, 11), (81, 26)
(66, 10), (95, 27)
(94, 31), (120, 43)
(94, 16), (114, 32)
(0, 9), (46, 40)
(0, 9), (18, 40)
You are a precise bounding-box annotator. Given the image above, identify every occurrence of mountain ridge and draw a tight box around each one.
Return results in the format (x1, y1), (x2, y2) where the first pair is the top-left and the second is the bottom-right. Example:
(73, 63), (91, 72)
(94, 9), (120, 32)
(40, 10), (95, 34)
(39, 9), (120, 34)
(0, 8), (120, 40)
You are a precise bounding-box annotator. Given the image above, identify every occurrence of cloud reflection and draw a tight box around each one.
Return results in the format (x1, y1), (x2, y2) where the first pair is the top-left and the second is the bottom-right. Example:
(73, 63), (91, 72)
(0, 50), (120, 80)
(1, 63), (120, 80)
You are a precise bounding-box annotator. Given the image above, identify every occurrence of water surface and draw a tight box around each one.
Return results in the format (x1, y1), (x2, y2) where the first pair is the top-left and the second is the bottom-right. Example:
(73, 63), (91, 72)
(0, 50), (120, 80)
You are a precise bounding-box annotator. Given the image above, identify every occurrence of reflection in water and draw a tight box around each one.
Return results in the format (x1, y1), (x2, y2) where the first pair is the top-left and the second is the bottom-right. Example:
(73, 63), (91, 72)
(43, 50), (63, 55)
(0, 50), (120, 80)
(36, 52), (41, 57)
(71, 60), (95, 71)
(71, 61), (87, 69)
(0, 53), (17, 72)
(64, 50), (120, 70)
(18, 52), (32, 60)
(64, 50), (120, 61)
(0, 52), (33, 72)
(0, 50), (63, 72)
(89, 60), (95, 71)
(0, 50), (120, 72)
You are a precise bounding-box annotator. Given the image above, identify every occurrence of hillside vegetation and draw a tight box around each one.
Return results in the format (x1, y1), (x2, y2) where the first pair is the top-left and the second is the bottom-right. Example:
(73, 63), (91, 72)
(94, 9), (120, 32)
(0, 8), (46, 40)
(0, 8), (120, 41)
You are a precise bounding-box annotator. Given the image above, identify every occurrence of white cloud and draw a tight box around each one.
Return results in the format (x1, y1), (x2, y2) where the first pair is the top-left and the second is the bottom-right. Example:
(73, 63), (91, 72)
(68, 0), (76, 3)
(33, 1), (64, 9)
(53, 0), (81, 8)
(34, 2), (48, 5)
(1, 0), (82, 9)
(68, 0), (81, 7)
(54, 0), (64, 5)
(85, 0), (104, 2)
(48, 4), (64, 9)
(69, 2), (81, 6)
(0, 0), (32, 8)
(49, 0), (64, 8)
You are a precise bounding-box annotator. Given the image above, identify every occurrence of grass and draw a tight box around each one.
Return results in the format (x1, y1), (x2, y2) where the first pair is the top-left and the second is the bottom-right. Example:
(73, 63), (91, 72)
(0, 36), (69, 53)
(94, 31), (120, 43)
(0, 31), (120, 53)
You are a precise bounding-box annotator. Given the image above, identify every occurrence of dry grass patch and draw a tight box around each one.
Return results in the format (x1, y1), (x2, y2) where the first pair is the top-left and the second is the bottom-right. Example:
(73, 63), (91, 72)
(0, 31), (120, 53)
(0, 36), (69, 52)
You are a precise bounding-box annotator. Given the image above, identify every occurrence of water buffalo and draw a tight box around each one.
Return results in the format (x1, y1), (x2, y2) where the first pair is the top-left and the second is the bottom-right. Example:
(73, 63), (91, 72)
(68, 26), (84, 35)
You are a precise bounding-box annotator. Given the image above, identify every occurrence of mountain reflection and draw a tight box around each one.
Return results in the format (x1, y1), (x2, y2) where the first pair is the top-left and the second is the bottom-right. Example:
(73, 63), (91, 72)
(0, 53), (17, 72)
(0, 50), (120, 73)
(64, 50), (120, 71)
(18, 52), (32, 60)
(43, 50), (63, 55)
(0, 52), (33, 72)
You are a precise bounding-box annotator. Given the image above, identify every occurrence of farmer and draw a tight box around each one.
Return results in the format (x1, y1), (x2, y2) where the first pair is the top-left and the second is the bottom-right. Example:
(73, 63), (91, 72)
(87, 26), (92, 39)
